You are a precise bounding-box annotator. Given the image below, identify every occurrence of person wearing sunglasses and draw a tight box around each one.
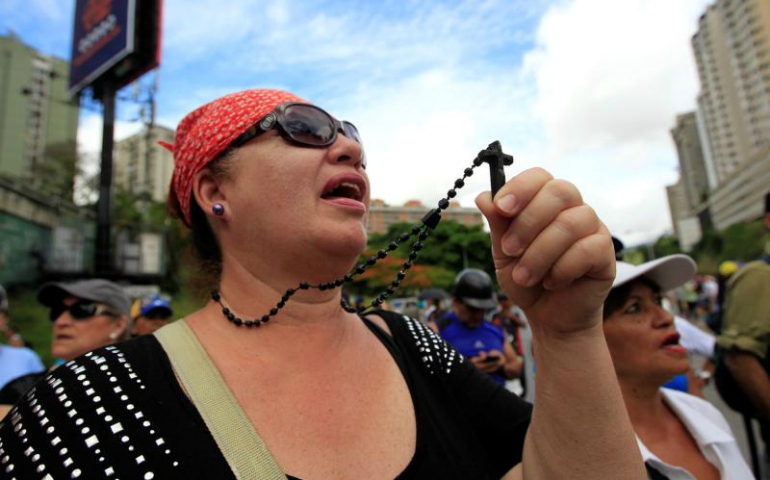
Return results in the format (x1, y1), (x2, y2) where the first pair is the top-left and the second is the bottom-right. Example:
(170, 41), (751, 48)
(0, 279), (130, 417)
(0, 89), (644, 479)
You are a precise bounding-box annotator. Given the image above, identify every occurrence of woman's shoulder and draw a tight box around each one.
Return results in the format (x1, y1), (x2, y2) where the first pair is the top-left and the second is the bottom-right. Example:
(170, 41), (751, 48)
(367, 309), (465, 377)
(661, 388), (732, 431)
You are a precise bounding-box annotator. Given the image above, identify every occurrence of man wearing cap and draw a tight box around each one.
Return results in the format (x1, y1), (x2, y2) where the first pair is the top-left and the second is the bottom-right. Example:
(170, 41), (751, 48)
(716, 191), (770, 454)
(131, 295), (173, 337)
(0, 279), (131, 413)
(0, 285), (45, 391)
(432, 269), (522, 385)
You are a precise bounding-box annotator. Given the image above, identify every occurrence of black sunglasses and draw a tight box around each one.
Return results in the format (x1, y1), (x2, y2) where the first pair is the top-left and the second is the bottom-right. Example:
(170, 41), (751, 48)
(230, 102), (367, 168)
(49, 301), (120, 322)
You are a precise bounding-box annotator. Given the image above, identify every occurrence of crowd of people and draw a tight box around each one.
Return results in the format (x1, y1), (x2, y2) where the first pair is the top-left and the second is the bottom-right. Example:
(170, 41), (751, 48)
(0, 87), (767, 479)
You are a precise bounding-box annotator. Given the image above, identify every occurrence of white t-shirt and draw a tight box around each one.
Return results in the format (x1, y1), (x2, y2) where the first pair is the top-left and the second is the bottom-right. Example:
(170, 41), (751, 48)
(638, 389), (754, 479)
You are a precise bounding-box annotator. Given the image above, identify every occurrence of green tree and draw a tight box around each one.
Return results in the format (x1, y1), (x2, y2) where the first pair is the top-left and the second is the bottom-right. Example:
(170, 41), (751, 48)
(33, 140), (80, 200)
(652, 234), (681, 258)
(366, 219), (494, 289)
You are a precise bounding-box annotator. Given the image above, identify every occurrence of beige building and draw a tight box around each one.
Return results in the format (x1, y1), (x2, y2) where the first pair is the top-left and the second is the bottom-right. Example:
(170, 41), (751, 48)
(113, 125), (175, 202)
(367, 199), (484, 234)
(671, 112), (710, 210)
(0, 34), (79, 184)
(692, 0), (770, 186)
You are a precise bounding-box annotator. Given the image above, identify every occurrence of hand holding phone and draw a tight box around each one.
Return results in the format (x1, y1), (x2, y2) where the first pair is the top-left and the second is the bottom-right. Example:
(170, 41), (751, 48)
(483, 354), (501, 363)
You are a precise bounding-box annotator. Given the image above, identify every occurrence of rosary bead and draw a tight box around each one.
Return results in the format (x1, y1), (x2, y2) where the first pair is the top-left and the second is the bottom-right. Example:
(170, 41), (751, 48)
(277, 300), (285, 308)
(464, 167), (474, 176)
(399, 232), (410, 243)
(223, 307), (231, 316)
(413, 242), (423, 251)
(454, 179), (465, 188)
(319, 283), (328, 291)
(244, 321), (254, 327)
(438, 198), (450, 210)
(355, 265), (366, 274)
(419, 231), (429, 240)
(397, 271), (406, 280)
(299, 282), (310, 290)
(366, 257), (377, 266)
(261, 315), (270, 323)
(404, 261), (413, 269)
(411, 225), (422, 234)
(373, 299), (383, 306)
(211, 290), (221, 301)
(388, 241), (399, 251)
(344, 274), (354, 282)
(233, 318), (243, 326)
(270, 308), (278, 316)
(421, 209), (442, 229)
(335, 279), (344, 286)
(447, 189), (457, 198)
(409, 252), (417, 260)
(386, 287), (395, 294)
(377, 249), (387, 259)
(473, 156), (483, 167)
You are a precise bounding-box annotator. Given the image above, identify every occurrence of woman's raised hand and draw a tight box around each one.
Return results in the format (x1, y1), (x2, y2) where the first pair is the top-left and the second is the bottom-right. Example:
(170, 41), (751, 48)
(475, 167), (615, 336)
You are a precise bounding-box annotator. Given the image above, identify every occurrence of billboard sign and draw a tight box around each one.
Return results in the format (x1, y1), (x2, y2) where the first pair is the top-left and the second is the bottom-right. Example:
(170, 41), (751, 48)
(69, 0), (136, 96)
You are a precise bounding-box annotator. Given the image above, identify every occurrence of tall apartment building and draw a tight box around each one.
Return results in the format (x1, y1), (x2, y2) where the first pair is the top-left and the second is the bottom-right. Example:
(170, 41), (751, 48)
(113, 125), (175, 202)
(367, 199), (484, 234)
(692, 0), (770, 185)
(0, 33), (79, 183)
(671, 112), (710, 210)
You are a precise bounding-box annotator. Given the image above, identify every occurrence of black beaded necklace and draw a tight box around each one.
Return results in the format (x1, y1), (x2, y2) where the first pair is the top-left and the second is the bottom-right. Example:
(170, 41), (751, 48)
(211, 141), (513, 327)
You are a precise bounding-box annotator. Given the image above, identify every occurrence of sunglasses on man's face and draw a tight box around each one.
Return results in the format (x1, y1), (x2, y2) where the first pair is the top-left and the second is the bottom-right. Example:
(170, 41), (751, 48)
(230, 102), (367, 168)
(49, 301), (119, 322)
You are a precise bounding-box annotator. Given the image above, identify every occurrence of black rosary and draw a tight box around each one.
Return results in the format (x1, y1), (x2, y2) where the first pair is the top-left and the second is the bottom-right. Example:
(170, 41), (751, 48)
(211, 141), (514, 327)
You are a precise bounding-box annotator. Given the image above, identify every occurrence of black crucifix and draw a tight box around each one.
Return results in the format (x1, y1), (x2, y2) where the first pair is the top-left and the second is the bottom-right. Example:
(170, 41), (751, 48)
(477, 141), (514, 198)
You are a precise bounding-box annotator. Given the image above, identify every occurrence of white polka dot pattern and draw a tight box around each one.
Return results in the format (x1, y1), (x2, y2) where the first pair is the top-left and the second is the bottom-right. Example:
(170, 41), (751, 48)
(0, 345), (177, 478)
(399, 315), (462, 376)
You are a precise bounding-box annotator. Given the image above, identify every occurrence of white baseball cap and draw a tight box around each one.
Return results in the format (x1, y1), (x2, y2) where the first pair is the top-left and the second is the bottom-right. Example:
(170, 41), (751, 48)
(613, 254), (697, 292)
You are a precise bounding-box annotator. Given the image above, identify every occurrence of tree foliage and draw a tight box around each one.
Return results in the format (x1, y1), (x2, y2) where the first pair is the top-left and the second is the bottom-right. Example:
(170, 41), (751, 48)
(34, 140), (80, 200)
(359, 219), (494, 296)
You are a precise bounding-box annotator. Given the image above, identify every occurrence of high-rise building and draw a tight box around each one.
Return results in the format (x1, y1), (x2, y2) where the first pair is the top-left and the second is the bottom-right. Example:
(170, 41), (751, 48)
(367, 199), (484, 234)
(671, 112), (710, 210)
(0, 33), (79, 184)
(692, 0), (770, 185)
(113, 125), (175, 202)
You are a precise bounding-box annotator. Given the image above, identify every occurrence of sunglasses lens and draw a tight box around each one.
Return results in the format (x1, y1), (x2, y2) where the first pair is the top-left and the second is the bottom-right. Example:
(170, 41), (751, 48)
(70, 302), (98, 320)
(49, 305), (65, 322)
(283, 105), (336, 146)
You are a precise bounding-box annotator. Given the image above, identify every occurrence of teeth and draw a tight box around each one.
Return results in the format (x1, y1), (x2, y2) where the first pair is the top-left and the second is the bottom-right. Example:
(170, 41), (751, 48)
(339, 182), (361, 196)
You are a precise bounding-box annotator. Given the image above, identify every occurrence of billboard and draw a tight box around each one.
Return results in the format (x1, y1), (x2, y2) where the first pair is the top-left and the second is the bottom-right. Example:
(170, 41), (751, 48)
(69, 0), (161, 97)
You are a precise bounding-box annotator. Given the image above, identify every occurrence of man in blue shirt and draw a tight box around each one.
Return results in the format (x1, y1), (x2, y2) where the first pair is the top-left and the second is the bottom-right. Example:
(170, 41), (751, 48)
(433, 269), (522, 385)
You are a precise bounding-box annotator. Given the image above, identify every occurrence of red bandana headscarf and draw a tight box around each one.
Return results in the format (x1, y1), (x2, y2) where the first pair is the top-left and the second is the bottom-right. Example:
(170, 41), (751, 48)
(162, 89), (307, 227)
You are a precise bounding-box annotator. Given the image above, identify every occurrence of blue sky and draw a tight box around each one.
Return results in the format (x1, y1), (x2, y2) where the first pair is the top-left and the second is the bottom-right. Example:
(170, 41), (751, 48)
(3, 0), (713, 246)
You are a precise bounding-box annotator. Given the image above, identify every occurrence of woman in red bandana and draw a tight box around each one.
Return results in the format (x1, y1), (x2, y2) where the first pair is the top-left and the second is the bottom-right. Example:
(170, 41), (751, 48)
(0, 89), (644, 479)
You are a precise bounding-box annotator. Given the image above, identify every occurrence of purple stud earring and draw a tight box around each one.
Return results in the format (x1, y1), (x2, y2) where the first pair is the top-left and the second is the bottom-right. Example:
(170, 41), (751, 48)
(212, 203), (225, 216)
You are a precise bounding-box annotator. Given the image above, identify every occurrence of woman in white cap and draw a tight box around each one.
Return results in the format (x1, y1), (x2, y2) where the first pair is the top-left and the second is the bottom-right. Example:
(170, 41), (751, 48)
(602, 255), (752, 479)
(0, 89), (645, 479)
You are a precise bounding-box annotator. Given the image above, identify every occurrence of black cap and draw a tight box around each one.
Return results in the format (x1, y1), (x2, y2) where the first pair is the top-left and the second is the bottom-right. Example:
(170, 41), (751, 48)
(451, 269), (497, 310)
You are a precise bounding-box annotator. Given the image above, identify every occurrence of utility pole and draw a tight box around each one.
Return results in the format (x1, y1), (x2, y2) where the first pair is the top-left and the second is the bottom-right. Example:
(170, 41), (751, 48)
(95, 83), (116, 275)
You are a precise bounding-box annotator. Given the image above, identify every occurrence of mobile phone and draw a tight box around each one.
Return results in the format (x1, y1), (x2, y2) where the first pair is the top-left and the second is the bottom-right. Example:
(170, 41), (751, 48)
(483, 355), (501, 363)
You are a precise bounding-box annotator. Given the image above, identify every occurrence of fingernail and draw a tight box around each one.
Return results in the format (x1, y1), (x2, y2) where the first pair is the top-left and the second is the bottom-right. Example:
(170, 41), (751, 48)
(513, 265), (531, 286)
(502, 236), (521, 257)
(497, 194), (517, 214)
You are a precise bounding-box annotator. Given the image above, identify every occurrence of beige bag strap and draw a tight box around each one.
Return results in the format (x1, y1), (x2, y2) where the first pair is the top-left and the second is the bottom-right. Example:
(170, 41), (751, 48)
(154, 321), (287, 480)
